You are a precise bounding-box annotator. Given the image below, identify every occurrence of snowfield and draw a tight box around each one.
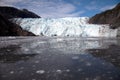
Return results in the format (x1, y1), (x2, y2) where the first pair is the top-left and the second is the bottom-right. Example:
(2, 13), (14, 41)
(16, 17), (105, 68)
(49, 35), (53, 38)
(11, 17), (117, 37)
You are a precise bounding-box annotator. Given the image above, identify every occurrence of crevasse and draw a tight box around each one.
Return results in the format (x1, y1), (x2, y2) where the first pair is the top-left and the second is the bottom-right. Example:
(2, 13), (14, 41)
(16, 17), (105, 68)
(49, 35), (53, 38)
(11, 17), (117, 37)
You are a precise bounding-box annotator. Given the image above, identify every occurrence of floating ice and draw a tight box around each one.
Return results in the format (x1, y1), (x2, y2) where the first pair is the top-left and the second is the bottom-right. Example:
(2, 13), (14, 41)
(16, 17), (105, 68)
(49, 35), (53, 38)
(86, 62), (92, 66)
(56, 70), (62, 73)
(11, 17), (117, 37)
(72, 56), (79, 60)
(35, 61), (39, 63)
(78, 69), (82, 71)
(10, 71), (14, 74)
(36, 70), (45, 74)
(20, 67), (24, 69)
(66, 69), (70, 72)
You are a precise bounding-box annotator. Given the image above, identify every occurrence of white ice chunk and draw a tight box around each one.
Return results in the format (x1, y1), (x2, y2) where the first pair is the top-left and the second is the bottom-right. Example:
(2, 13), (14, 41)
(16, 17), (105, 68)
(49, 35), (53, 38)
(36, 70), (45, 74)
(56, 70), (62, 73)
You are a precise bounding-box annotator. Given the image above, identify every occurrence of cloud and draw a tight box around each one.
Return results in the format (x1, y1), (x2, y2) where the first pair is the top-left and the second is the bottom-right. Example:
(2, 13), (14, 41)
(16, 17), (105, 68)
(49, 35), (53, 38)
(0, 0), (23, 6)
(0, 0), (84, 18)
(41, 11), (85, 18)
(29, 1), (84, 18)
(100, 4), (116, 11)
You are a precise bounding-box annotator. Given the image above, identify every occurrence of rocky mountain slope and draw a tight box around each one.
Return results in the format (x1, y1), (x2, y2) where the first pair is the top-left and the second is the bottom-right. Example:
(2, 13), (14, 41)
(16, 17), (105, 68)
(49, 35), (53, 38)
(0, 6), (41, 36)
(89, 3), (120, 29)
(0, 14), (35, 36)
(0, 6), (40, 19)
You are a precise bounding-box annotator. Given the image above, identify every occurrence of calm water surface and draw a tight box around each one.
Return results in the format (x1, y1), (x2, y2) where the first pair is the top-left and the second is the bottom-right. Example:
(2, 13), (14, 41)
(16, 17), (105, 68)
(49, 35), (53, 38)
(0, 37), (120, 80)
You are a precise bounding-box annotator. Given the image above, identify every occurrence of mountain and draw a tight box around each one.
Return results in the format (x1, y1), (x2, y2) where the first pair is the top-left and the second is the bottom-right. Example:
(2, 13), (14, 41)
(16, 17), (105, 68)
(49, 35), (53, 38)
(0, 6), (40, 19)
(0, 6), (41, 36)
(0, 14), (35, 36)
(89, 3), (120, 29)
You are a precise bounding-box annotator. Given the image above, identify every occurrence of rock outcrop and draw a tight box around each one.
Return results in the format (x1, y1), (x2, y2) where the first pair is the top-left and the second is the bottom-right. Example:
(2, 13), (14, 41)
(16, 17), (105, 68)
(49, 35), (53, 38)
(0, 6), (41, 36)
(0, 13), (35, 36)
(89, 3), (120, 29)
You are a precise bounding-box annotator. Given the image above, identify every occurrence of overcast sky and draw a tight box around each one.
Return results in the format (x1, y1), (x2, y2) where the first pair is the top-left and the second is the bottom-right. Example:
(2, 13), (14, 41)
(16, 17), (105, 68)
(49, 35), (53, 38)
(0, 0), (119, 18)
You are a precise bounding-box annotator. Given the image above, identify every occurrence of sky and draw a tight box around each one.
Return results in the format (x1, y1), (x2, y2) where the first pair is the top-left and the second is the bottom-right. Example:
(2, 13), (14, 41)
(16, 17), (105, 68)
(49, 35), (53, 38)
(0, 0), (120, 18)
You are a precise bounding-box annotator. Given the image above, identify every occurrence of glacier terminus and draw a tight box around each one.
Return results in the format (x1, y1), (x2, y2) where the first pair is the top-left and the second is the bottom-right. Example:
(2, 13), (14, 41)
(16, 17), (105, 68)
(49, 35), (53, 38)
(11, 17), (117, 37)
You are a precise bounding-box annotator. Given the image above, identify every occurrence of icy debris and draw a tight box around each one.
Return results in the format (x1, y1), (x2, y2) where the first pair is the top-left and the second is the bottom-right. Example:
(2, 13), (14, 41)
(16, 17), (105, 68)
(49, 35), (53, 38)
(23, 48), (29, 51)
(32, 65), (36, 67)
(78, 69), (82, 71)
(109, 77), (113, 79)
(56, 38), (63, 42)
(107, 71), (112, 74)
(72, 56), (79, 60)
(66, 69), (70, 72)
(85, 78), (89, 80)
(86, 62), (92, 66)
(10, 71), (14, 74)
(36, 70), (45, 74)
(6, 49), (11, 52)
(11, 17), (117, 37)
(35, 61), (39, 63)
(56, 70), (62, 73)
(102, 62), (105, 65)
(8, 36), (16, 39)
(1, 75), (7, 78)
(93, 76), (101, 80)
(19, 70), (23, 73)
(31, 73), (34, 76)
(20, 67), (24, 69)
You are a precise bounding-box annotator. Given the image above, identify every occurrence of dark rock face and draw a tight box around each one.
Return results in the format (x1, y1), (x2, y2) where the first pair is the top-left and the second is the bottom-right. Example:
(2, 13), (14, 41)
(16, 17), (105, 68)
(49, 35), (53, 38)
(0, 6), (40, 36)
(0, 14), (35, 36)
(89, 3), (120, 29)
(0, 6), (40, 19)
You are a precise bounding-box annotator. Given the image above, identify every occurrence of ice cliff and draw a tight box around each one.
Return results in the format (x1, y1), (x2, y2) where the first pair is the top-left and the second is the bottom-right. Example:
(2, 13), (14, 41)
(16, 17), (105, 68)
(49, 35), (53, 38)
(11, 17), (117, 37)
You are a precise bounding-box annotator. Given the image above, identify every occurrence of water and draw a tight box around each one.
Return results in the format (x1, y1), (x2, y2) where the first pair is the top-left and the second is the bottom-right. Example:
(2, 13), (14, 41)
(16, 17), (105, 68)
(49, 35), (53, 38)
(0, 37), (120, 80)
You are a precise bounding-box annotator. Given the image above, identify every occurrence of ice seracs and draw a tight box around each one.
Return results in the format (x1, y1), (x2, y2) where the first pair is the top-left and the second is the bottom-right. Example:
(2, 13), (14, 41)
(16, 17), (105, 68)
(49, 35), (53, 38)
(11, 17), (117, 37)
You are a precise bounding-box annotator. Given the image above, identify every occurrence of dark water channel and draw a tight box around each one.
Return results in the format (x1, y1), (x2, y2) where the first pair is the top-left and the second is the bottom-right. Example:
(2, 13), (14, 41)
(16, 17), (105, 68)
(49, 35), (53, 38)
(0, 37), (120, 80)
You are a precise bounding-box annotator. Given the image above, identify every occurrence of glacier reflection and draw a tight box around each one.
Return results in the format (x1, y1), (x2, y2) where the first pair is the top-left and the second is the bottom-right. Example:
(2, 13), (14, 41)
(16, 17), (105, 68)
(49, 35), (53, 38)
(20, 38), (117, 54)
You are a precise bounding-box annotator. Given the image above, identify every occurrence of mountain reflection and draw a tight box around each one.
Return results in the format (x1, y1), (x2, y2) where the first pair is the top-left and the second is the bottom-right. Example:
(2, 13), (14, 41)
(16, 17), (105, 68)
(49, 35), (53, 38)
(0, 45), (37, 63)
(87, 44), (120, 68)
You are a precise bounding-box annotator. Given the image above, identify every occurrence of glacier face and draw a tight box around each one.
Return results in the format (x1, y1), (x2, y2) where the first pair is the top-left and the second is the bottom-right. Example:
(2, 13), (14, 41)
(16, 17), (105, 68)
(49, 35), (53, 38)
(11, 17), (117, 37)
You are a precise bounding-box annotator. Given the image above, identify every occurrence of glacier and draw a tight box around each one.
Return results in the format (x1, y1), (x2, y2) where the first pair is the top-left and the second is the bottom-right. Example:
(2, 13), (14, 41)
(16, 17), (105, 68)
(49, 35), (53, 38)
(11, 17), (117, 37)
